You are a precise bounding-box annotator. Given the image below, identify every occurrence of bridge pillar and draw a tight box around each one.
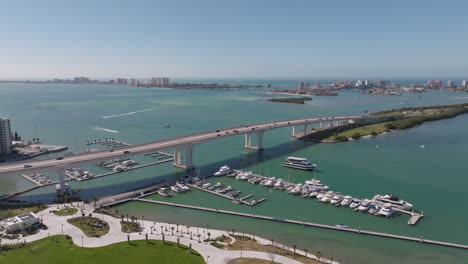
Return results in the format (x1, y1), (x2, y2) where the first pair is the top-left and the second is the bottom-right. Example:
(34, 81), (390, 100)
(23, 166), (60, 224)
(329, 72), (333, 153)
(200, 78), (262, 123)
(244, 134), (252, 148)
(319, 122), (322, 129)
(245, 131), (264, 151)
(173, 145), (194, 170)
(303, 124), (308, 136)
(58, 169), (66, 194)
(291, 126), (296, 136)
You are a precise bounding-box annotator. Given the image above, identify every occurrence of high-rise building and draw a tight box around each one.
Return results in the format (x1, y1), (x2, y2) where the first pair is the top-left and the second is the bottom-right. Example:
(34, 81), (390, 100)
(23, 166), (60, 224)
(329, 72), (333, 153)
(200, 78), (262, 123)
(446, 80), (454, 88)
(462, 80), (468, 88)
(130, 79), (136, 86)
(117, 78), (128, 85)
(151, 77), (170, 87)
(0, 118), (13, 155)
(298, 81), (309, 90)
(373, 80), (390, 88)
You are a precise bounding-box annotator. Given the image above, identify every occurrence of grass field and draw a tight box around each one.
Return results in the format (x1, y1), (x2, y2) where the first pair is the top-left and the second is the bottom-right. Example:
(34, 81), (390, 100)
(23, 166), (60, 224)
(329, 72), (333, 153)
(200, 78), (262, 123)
(53, 207), (78, 216)
(325, 122), (388, 140)
(67, 217), (109, 237)
(0, 235), (205, 264)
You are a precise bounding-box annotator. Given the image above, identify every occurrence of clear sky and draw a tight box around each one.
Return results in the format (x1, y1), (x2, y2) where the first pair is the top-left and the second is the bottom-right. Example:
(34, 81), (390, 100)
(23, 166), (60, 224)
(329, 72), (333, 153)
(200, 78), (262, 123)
(1, 0), (467, 79)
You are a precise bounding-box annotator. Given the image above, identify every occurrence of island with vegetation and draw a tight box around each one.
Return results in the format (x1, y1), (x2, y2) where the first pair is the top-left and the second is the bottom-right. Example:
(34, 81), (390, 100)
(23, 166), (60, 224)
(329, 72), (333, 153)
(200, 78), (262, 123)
(304, 102), (468, 142)
(268, 97), (312, 104)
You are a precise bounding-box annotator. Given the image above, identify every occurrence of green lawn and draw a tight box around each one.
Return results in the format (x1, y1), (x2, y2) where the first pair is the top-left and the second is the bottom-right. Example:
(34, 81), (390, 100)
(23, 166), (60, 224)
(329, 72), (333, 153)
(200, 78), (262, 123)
(54, 207), (78, 216)
(267, 97), (312, 104)
(0, 235), (205, 264)
(121, 221), (141, 233)
(67, 217), (110, 237)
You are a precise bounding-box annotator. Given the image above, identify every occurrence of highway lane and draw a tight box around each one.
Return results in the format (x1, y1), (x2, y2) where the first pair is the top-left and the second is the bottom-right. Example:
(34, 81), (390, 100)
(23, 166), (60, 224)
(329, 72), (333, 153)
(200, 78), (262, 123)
(0, 115), (364, 175)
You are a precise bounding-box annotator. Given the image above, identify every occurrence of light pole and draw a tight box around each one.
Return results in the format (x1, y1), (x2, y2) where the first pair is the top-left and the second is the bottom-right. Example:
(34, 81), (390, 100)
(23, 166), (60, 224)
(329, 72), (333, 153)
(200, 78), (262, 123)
(61, 224), (63, 235)
(81, 236), (83, 247)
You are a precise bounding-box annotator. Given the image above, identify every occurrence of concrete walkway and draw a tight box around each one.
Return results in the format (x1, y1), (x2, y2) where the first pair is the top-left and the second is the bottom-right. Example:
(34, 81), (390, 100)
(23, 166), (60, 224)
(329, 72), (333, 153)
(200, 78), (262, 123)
(1, 203), (336, 264)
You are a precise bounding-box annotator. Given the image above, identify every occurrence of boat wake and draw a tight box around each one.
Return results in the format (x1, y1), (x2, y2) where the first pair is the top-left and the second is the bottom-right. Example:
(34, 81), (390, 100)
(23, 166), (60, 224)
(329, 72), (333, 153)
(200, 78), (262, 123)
(93, 127), (119, 133)
(101, 108), (154, 119)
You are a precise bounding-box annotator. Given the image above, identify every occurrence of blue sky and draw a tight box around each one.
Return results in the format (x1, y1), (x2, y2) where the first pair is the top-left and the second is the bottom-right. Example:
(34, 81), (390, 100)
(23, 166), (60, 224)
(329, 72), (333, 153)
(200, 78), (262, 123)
(1, 0), (467, 79)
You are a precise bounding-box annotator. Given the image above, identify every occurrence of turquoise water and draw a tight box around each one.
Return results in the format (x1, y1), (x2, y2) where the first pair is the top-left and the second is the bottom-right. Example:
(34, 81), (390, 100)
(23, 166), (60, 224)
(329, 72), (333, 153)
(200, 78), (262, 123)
(1, 82), (468, 263)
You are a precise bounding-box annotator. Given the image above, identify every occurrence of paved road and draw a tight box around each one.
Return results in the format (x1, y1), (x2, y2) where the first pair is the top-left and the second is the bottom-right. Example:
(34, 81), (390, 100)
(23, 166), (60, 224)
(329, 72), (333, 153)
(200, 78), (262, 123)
(0, 115), (364, 175)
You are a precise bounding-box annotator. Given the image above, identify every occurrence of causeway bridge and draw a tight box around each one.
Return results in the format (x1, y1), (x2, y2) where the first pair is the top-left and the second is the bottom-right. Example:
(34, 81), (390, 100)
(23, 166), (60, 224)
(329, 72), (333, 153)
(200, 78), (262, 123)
(0, 115), (366, 192)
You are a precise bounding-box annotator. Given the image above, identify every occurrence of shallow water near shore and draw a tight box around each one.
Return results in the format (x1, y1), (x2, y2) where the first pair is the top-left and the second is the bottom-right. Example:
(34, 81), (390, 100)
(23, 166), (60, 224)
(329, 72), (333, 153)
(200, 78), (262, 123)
(1, 81), (468, 263)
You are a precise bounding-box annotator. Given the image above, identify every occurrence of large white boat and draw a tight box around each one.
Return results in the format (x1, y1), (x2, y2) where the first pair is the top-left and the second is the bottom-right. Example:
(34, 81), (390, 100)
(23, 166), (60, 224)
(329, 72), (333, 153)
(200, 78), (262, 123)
(288, 184), (303, 195)
(377, 203), (393, 218)
(373, 194), (413, 210)
(282, 157), (317, 170)
(213, 165), (231, 176)
(340, 195), (353, 206)
(349, 199), (361, 209)
(358, 199), (372, 211)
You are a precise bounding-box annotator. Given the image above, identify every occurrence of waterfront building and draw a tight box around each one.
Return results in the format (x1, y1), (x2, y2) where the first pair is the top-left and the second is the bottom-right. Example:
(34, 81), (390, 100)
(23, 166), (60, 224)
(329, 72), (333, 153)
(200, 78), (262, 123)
(117, 78), (128, 85)
(5, 212), (40, 232)
(446, 80), (454, 88)
(130, 79), (136, 86)
(426, 80), (443, 88)
(298, 81), (309, 91)
(0, 117), (12, 155)
(151, 77), (170, 87)
(315, 81), (321, 88)
(373, 80), (390, 88)
(462, 80), (468, 88)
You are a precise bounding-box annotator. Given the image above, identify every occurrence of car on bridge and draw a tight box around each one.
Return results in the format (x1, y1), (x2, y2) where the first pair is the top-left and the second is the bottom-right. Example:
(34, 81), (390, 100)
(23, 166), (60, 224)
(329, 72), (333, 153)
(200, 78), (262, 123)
(24, 164), (32, 168)
(56, 157), (63, 160)
(123, 151), (131, 154)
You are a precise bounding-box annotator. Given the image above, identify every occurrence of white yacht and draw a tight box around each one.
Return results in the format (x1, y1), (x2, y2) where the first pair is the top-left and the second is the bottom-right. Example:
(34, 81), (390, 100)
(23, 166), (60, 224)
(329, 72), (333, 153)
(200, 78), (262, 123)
(340, 196), (353, 206)
(349, 200), (361, 209)
(289, 184), (303, 195)
(358, 199), (371, 211)
(274, 179), (284, 188)
(239, 172), (252, 181)
(330, 195), (343, 205)
(320, 193), (333, 203)
(170, 185), (182, 193)
(264, 177), (276, 187)
(213, 165), (231, 176)
(202, 182), (211, 189)
(373, 194), (413, 210)
(309, 190), (320, 198)
(282, 157), (317, 170)
(377, 203), (393, 218)
(316, 191), (326, 199)
(368, 204), (380, 215)
(176, 183), (190, 191)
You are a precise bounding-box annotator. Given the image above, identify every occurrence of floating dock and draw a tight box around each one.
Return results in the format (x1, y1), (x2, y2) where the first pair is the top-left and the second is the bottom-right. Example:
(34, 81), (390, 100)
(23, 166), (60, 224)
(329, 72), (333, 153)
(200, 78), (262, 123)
(187, 184), (265, 206)
(134, 198), (468, 250)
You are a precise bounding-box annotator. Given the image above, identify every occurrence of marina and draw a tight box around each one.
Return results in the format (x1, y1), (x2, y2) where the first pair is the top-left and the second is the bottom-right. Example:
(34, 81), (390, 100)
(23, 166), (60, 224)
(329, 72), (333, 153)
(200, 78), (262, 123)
(227, 169), (424, 225)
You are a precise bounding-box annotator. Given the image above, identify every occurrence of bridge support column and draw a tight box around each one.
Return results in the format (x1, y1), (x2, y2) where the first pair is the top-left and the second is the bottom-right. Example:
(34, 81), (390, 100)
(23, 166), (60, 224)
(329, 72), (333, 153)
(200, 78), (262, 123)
(303, 124), (308, 136)
(58, 169), (66, 194)
(244, 131), (264, 151)
(244, 134), (252, 148)
(291, 126), (296, 136)
(173, 145), (195, 170)
(319, 122), (322, 129)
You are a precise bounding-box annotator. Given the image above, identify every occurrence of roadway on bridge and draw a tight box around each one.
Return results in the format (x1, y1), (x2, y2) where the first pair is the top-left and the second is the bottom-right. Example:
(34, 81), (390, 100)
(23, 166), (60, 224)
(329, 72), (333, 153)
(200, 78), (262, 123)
(0, 115), (364, 175)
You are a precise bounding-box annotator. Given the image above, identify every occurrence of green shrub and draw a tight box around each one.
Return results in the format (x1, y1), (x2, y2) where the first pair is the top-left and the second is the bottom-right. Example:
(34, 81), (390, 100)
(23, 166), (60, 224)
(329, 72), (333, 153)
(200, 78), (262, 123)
(351, 132), (361, 139)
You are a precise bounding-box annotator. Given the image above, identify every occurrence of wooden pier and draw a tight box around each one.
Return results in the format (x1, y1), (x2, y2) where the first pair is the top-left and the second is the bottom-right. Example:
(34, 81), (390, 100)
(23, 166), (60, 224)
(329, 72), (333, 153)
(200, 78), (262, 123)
(135, 198), (468, 250)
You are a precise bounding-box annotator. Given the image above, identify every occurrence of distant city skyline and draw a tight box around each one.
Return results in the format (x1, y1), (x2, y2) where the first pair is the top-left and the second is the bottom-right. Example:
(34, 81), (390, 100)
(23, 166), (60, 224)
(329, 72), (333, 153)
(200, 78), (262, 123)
(1, 0), (468, 79)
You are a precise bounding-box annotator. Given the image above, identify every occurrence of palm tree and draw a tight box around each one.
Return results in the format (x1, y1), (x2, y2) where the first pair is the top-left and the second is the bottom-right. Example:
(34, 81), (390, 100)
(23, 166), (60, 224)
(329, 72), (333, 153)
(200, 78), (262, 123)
(293, 245), (297, 255)
(271, 238), (274, 246)
(121, 215), (124, 222)
(189, 243), (192, 254)
(207, 232), (211, 240)
(177, 237), (180, 247)
(171, 226), (174, 235)
(304, 248), (308, 258)
(316, 251), (322, 263)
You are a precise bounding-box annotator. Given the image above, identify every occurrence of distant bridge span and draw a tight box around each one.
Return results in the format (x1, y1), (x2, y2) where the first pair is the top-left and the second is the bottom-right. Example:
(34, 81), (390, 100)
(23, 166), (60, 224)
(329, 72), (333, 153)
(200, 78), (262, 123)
(0, 115), (366, 192)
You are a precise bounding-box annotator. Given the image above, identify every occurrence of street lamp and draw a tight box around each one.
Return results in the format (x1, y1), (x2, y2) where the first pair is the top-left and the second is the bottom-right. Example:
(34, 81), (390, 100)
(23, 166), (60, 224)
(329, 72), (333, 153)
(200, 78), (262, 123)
(61, 224), (63, 235)
(81, 236), (83, 247)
